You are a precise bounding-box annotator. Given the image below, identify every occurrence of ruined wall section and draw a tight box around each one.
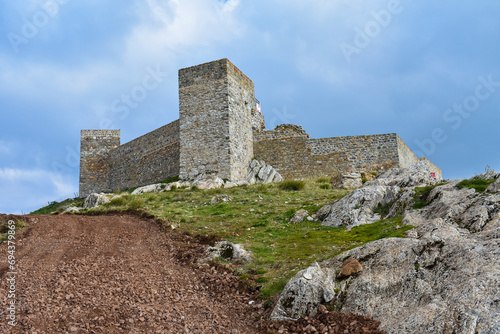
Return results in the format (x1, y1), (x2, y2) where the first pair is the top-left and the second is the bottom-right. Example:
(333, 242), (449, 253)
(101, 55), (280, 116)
(107, 120), (180, 191)
(254, 128), (401, 179)
(79, 130), (120, 197)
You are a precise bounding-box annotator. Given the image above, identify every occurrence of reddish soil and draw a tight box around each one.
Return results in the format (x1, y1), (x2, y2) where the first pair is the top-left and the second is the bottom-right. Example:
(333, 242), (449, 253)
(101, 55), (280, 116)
(0, 214), (385, 333)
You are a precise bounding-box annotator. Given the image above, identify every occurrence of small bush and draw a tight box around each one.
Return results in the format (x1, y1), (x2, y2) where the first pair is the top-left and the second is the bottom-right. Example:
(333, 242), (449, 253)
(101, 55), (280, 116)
(456, 179), (494, 193)
(315, 176), (331, 184)
(127, 198), (145, 210)
(319, 184), (331, 190)
(278, 180), (305, 191)
(109, 197), (126, 206)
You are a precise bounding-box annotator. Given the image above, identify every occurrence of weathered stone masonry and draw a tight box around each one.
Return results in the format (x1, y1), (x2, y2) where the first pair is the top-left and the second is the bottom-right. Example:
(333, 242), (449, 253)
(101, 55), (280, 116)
(79, 59), (441, 197)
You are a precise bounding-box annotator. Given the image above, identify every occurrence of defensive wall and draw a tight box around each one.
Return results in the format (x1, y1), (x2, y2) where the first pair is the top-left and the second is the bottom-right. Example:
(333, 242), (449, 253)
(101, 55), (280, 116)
(79, 59), (441, 197)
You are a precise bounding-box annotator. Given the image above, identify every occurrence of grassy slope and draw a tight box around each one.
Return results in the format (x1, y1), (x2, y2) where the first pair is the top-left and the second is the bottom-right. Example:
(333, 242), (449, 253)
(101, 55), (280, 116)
(32, 177), (413, 299)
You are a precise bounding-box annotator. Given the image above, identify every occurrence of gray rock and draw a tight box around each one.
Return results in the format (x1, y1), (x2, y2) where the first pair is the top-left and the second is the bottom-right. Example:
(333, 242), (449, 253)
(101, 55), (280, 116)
(369, 159), (443, 188)
(64, 206), (82, 213)
(487, 178), (500, 193)
(131, 183), (165, 195)
(289, 209), (310, 224)
(270, 263), (339, 321)
(83, 193), (112, 208)
(209, 194), (232, 204)
(322, 185), (400, 227)
(246, 159), (283, 184)
(206, 241), (252, 263)
(273, 224), (500, 333)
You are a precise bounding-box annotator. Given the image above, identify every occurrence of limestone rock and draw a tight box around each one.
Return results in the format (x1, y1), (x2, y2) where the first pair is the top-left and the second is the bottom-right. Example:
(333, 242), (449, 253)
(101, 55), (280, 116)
(247, 159), (283, 184)
(131, 183), (165, 195)
(270, 264), (338, 321)
(289, 209), (310, 224)
(321, 185), (400, 227)
(487, 178), (500, 193)
(341, 173), (363, 189)
(83, 193), (112, 208)
(64, 206), (82, 213)
(206, 241), (252, 263)
(369, 159), (442, 188)
(273, 226), (500, 333)
(209, 194), (232, 205)
(340, 257), (362, 277)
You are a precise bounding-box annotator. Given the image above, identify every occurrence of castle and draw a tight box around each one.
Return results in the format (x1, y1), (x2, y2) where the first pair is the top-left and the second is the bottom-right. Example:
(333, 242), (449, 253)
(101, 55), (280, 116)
(79, 59), (441, 197)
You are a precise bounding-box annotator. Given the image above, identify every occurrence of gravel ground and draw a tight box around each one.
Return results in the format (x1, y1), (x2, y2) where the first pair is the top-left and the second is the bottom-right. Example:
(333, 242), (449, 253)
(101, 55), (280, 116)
(0, 214), (384, 333)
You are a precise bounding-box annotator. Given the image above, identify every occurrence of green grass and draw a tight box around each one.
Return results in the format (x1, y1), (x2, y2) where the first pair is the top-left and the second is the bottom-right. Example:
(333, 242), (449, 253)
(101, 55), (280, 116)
(456, 179), (495, 193)
(413, 183), (448, 209)
(278, 180), (306, 191)
(31, 198), (84, 214)
(80, 177), (414, 301)
(0, 219), (28, 243)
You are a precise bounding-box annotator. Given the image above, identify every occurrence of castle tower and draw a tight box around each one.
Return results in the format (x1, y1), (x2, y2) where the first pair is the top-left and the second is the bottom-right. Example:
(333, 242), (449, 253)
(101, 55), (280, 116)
(178, 59), (255, 181)
(79, 130), (120, 196)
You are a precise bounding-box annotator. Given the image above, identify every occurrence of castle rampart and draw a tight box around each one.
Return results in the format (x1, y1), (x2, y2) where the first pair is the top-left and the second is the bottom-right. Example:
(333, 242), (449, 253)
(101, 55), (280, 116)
(79, 59), (441, 197)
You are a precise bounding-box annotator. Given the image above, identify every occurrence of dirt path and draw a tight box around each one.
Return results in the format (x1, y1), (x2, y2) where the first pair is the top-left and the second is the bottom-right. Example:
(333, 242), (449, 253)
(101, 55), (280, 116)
(0, 214), (262, 333)
(1, 214), (386, 334)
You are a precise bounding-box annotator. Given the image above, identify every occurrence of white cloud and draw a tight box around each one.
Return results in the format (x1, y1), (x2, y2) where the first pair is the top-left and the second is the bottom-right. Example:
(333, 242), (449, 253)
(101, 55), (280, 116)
(123, 0), (244, 64)
(0, 141), (12, 155)
(0, 167), (77, 214)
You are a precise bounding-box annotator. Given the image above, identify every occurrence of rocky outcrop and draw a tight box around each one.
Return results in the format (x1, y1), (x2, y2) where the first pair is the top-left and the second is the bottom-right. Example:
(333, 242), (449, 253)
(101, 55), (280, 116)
(321, 160), (443, 228)
(273, 163), (500, 333)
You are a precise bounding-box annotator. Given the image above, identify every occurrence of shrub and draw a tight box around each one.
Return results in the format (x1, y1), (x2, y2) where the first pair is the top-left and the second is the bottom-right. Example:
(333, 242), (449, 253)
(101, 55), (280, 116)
(109, 197), (126, 206)
(315, 176), (331, 184)
(319, 184), (331, 190)
(278, 180), (305, 191)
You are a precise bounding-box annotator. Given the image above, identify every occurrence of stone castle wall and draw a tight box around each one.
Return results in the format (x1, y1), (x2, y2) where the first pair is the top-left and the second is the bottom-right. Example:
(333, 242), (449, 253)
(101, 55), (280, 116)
(79, 59), (442, 196)
(79, 122), (179, 197)
(107, 120), (180, 192)
(254, 130), (409, 179)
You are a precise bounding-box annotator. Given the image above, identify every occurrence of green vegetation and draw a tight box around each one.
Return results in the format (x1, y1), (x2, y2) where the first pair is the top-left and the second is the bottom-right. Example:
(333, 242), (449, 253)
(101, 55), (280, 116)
(31, 198), (84, 214)
(278, 180), (306, 191)
(81, 177), (413, 300)
(373, 201), (393, 218)
(456, 179), (494, 193)
(413, 183), (448, 209)
(0, 219), (28, 243)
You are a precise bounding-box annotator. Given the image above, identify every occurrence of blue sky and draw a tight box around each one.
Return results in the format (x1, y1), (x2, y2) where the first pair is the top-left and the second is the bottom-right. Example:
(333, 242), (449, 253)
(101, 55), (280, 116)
(1, 0), (499, 214)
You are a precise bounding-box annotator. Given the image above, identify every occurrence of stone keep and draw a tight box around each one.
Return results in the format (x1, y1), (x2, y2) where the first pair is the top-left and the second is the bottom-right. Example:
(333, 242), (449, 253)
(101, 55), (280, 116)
(179, 59), (255, 182)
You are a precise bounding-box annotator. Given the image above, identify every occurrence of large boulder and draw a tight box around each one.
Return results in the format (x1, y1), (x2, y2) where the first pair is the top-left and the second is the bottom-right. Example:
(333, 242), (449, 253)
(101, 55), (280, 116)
(272, 222), (500, 333)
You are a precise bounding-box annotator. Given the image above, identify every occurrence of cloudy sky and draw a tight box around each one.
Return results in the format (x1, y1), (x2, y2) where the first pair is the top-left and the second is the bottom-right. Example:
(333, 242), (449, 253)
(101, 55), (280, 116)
(1, 0), (499, 214)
